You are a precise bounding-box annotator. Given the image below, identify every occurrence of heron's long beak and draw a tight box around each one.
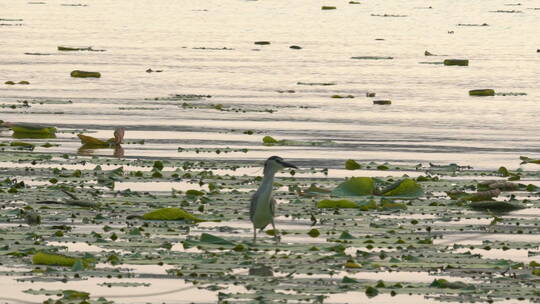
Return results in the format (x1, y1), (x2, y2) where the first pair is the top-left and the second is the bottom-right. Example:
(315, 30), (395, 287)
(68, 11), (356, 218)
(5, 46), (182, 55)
(280, 161), (298, 169)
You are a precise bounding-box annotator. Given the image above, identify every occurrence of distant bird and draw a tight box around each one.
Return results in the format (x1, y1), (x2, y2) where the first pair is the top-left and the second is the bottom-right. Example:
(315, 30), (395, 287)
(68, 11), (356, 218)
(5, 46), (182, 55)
(78, 127), (125, 148)
(250, 156), (298, 243)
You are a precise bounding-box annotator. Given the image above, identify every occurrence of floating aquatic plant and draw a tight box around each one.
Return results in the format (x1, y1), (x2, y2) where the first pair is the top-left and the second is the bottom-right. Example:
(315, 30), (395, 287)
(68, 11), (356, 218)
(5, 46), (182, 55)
(142, 207), (204, 222)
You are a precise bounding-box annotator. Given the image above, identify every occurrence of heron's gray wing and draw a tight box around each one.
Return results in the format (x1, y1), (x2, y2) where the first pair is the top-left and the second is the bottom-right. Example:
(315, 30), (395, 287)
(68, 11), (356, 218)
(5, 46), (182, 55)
(249, 192), (258, 221)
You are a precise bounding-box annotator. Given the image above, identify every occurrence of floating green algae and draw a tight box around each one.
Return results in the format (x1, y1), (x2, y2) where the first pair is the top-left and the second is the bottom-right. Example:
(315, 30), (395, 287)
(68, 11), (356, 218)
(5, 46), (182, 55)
(317, 199), (358, 208)
(32, 252), (92, 268)
(345, 159), (361, 170)
(444, 59), (469, 66)
(469, 89), (495, 96)
(520, 156), (540, 164)
(430, 279), (475, 290)
(263, 136), (279, 144)
(9, 141), (35, 149)
(142, 207), (204, 222)
(11, 124), (57, 135)
(332, 177), (422, 198)
(70, 70), (101, 78)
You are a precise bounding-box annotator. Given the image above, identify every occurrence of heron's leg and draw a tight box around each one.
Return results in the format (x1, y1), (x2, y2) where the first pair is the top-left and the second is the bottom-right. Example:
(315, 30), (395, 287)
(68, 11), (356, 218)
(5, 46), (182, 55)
(253, 224), (257, 244)
(271, 220), (279, 243)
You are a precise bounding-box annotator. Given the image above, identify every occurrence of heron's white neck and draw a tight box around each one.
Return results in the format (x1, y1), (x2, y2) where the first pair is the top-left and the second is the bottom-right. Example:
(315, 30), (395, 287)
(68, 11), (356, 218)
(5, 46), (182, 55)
(257, 169), (277, 198)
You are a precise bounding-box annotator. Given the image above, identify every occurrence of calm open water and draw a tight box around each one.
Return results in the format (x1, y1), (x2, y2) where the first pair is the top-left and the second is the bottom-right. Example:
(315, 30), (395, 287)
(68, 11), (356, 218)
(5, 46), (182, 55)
(1, 0), (539, 169)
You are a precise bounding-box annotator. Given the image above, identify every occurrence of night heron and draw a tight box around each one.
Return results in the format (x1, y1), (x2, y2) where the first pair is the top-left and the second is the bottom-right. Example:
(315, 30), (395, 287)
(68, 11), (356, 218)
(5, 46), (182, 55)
(250, 156), (298, 243)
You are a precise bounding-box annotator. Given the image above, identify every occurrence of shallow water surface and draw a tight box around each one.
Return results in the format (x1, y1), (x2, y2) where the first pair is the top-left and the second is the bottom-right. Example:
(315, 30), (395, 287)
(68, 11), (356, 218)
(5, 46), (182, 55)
(1, 0), (539, 169)
(1, 0), (540, 303)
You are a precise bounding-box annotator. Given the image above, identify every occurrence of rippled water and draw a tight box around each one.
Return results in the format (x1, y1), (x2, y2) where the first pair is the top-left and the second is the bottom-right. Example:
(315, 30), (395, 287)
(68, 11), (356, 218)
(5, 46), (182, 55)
(2, 0), (540, 169)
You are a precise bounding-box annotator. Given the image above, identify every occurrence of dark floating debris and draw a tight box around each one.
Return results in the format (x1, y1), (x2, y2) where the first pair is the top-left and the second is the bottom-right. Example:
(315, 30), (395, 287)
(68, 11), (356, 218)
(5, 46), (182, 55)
(254, 41), (270, 45)
(443, 59), (469, 66)
(373, 100), (391, 105)
(371, 13), (407, 17)
(297, 81), (336, 86)
(366, 92), (376, 97)
(489, 10), (522, 13)
(0, 18), (23, 26)
(174, 94), (211, 100)
(424, 50), (447, 56)
(58, 46), (104, 52)
(351, 56), (393, 60)
(457, 23), (489, 26)
(470, 201), (524, 211)
(192, 46), (233, 50)
(321, 6), (337, 10)
(4, 80), (30, 85)
(469, 89), (495, 96)
(146, 68), (163, 73)
(289, 45), (302, 49)
(70, 70), (101, 78)
(331, 94), (354, 99)
(277, 89), (295, 93)
(349, 1), (360, 4)
(495, 92), (526, 96)
(24, 52), (52, 55)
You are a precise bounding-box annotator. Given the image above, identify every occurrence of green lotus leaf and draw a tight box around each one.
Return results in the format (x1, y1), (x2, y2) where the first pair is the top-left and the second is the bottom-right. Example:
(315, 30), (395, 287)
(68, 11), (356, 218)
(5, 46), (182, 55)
(200, 233), (235, 245)
(332, 177), (375, 196)
(430, 279), (475, 290)
(11, 125), (56, 135)
(382, 178), (423, 198)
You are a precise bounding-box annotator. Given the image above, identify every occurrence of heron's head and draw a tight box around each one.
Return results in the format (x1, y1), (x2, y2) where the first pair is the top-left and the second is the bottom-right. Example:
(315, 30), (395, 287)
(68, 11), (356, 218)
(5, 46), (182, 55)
(113, 128), (125, 145)
(263, 156), (297, 175)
